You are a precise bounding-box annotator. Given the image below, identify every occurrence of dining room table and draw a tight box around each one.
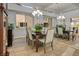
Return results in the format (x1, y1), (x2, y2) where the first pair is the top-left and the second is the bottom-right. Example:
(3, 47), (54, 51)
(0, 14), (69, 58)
(63, 30), (74, 40)
(32, 30), (46, 52)
(35, 34), (40, 52)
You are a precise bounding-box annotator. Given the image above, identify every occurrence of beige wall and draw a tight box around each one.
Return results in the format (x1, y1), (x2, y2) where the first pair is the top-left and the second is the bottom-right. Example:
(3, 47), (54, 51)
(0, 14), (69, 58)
(16, 14), (25, 27)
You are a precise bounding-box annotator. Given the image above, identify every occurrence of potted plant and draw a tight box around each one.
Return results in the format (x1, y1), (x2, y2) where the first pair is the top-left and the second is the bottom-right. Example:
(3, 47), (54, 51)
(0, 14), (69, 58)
(34, 24), (42, 35)
(8, 23), (14, 47)
(58, 25), (65, 31)
(8, 24), (14, 30)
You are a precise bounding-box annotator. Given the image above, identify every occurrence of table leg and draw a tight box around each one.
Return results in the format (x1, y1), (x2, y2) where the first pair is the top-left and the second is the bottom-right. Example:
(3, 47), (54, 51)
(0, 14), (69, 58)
(35, 40), (39, 52)
(68, 32), (70, 40)
(35, 35), (39, 52)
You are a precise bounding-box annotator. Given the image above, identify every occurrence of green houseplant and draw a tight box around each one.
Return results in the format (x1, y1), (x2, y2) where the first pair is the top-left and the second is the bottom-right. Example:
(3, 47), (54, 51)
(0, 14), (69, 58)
(34, 24), (42, 34)
(8, 24), (14, 30)
(8, 23), (14, 47)
(58, 25), (65, 31)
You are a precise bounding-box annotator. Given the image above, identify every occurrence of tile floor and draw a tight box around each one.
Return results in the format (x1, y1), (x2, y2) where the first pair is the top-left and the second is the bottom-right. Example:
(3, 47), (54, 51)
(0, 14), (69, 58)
(8, 35), (79, 56)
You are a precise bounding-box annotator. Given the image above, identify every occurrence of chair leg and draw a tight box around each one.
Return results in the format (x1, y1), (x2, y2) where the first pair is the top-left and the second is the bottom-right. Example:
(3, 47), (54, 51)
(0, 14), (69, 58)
(75, 35), (76, 40)
(51, 42), (53, 50)
(28, 39), (30, 45)
(72, 36), (75, 41)
(44, 44), (46, 54)
(31, 41), (34, 49)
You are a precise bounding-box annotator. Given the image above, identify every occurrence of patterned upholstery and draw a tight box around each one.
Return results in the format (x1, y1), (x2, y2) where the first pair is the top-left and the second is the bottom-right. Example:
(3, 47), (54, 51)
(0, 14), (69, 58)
(58, 27), (63, 35)
(39, 29), (54, 53)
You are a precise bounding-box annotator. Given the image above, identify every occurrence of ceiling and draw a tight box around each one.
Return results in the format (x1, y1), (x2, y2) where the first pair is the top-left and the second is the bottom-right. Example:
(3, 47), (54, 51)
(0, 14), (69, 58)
(17, 3), (79, 14)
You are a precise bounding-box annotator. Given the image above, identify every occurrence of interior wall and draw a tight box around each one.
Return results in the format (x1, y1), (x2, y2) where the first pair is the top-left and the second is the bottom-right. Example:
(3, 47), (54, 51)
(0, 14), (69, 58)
(8, 11), (26, 39)
(8, 11), (16, 26)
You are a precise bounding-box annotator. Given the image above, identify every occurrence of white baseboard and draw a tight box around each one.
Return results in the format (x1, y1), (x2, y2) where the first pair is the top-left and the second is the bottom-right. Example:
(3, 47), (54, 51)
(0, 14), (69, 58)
(14, 36), (26, 39)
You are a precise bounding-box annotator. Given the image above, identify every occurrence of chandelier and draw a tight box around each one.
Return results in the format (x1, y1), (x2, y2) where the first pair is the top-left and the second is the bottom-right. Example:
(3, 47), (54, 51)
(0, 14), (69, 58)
(57, 15), (65, 19)
(56, 3), (66, 20)
(32, 10), (43, 16)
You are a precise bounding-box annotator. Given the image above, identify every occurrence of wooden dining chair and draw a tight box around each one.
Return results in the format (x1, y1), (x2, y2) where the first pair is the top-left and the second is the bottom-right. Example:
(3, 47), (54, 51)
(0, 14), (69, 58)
(27, 27), (35, 48)
(57, 27), (63, 38)
(39, 29), (54, 53)
(72, 28), (77, 41)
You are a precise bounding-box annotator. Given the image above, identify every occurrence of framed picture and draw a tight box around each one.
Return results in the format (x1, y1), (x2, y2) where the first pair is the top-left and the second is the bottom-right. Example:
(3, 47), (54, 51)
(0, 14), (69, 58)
(20, 22), (24, 27)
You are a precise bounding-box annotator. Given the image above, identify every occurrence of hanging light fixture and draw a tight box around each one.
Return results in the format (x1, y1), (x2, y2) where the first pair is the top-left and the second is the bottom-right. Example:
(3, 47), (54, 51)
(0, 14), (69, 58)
(32, 9), (43, 16)
(71, 22), (74, 26)
(57, 15), (65, 19)
(56, 4), (66, 20)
